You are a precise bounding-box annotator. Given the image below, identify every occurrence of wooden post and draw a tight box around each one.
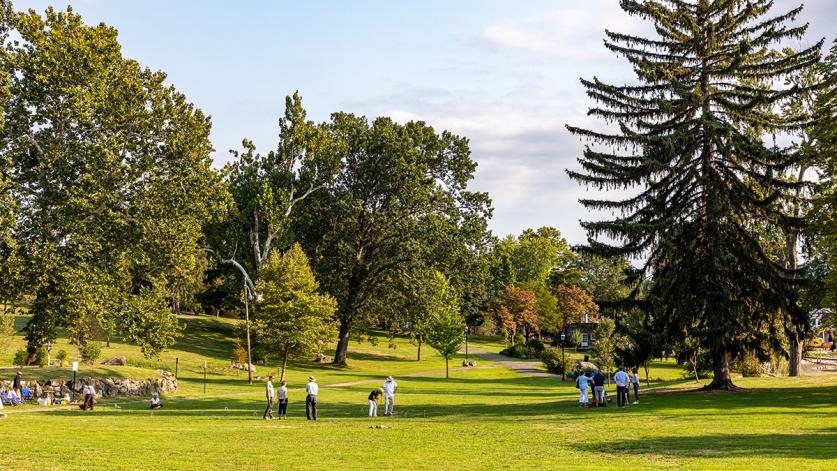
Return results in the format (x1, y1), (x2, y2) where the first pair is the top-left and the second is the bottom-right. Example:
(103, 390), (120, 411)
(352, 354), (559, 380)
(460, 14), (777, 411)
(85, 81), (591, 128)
(175, 357), (179, 380)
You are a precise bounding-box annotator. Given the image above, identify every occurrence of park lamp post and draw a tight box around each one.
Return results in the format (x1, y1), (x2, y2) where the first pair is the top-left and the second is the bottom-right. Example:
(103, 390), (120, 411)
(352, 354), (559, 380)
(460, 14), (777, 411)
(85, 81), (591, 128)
(560, 332), (566, 381)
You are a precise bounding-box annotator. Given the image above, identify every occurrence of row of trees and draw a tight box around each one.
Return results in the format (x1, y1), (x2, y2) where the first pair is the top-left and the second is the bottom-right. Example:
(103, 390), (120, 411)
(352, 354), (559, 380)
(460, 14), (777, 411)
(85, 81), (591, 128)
(0, 4), (485, 372)
(1, 2), (834, 391)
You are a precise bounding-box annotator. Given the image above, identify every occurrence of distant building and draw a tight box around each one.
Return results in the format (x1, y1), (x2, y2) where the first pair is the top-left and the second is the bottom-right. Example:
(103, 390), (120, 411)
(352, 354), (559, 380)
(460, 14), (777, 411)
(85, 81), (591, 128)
(564, 320), (599, 349)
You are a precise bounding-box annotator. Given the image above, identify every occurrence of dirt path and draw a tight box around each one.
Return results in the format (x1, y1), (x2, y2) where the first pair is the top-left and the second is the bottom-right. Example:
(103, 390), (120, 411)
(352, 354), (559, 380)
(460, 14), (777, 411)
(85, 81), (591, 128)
(467, 347), (556, 378)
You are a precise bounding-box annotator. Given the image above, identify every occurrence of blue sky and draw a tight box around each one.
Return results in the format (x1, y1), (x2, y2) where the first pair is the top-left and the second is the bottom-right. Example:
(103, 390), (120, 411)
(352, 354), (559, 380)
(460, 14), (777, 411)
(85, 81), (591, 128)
(21, 0), (836, 244)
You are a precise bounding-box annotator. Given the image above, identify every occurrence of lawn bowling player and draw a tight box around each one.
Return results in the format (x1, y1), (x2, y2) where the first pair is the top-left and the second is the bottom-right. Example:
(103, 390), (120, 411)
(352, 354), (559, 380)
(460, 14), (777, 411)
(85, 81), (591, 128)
(382, 376), (398, 415)
(263, 375), (275, 420)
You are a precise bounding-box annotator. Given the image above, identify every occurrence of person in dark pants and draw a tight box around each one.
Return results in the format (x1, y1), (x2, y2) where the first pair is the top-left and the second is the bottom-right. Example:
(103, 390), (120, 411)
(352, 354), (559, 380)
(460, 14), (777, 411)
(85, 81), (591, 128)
(305, 376), (318, 420)
(263, 375), (275, 420)
(277, 381), (288, 419)
(12, 372), (22, 398)
(613, 366), (630, 408)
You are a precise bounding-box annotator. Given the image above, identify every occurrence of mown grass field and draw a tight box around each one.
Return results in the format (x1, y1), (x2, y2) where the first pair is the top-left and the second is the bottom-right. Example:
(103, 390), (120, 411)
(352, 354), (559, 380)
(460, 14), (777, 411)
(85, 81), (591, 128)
(2, 313), (836, 470)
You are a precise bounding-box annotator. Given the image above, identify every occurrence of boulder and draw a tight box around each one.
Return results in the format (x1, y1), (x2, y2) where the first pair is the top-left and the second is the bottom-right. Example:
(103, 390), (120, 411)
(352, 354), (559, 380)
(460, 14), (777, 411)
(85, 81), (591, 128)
(101, 356), (127, 366)
(576, 360), (599, 372)
(230, 363), (256, 372)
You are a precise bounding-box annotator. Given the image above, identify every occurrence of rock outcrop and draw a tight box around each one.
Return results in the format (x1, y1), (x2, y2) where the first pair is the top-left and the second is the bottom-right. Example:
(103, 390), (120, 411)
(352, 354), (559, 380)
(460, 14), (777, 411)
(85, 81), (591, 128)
(0, 370), (176, 398)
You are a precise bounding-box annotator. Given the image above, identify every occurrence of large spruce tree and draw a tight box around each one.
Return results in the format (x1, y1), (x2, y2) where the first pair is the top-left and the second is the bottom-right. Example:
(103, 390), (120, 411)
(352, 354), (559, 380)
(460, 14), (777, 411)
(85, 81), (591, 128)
(567, 0), (822, 389)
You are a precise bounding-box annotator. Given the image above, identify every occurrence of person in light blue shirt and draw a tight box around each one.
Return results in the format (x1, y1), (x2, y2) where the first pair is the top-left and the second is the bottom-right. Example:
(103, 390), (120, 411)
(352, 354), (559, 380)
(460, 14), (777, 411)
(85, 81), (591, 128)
(613, 366), (630, 408)
(576, 371), (593, 407)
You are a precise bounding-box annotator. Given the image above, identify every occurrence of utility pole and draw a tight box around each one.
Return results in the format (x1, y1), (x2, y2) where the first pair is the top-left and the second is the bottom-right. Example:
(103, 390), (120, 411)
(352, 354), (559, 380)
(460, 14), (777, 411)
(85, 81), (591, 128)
(244, 283), (254, 385)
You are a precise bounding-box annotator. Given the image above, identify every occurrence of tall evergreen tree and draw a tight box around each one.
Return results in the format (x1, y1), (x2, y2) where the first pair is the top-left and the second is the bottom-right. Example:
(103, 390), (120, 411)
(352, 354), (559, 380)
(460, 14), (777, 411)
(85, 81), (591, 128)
(567, 0), (822, 389)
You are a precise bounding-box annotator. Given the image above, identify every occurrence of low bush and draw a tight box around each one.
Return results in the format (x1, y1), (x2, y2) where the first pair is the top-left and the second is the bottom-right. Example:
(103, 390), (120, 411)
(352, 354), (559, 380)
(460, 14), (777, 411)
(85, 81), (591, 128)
(13, 349), (28, 367)
(35, 347), (48, 367)
(501, 339), (547, 359)
(55, 349), (69, 367)
(541, 347), (566, 375)
(80, 343), (101, 364)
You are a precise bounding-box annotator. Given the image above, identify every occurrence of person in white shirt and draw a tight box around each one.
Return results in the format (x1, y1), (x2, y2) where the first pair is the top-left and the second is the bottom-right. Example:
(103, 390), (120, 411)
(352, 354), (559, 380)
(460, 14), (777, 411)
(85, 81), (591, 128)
(576, 372), (593, 406)
(630, 368), (640, 404)
(150, 392), (162, 410)
(263, 375), (275, 420)
(305, 377), (318, 420)
(81, 383), (96, 411)
(382, 376), (398, 416)
(277, 381), (289, 419)
(613, 366), (630, 408)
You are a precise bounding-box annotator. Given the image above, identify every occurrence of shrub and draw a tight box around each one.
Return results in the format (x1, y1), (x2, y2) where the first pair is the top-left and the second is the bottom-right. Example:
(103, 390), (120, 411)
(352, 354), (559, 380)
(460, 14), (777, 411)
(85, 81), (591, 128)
(231, 340), (247, 364)
(500, 343), (530, 358)
(55, 349), (69, 367)
(567, 330), (583, 348)
(541, 347), (566, 374)
(13, 349), (28, 367)
(35, 347), (48, 367)
(80, 343), (101, 364)
(526, 338), (545, 355)
(736, 353), (765, 378)
(807, 337), (824, 348)
(512, 334), (525, 346)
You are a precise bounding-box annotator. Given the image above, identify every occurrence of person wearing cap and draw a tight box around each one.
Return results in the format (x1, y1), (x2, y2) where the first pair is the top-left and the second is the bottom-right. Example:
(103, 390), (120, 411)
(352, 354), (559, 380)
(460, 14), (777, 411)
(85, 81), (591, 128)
(305, 376), (318, 420)
(368, 388), (383, 417)
(382, 376), (398, 416)
(263, 375), (275, 420)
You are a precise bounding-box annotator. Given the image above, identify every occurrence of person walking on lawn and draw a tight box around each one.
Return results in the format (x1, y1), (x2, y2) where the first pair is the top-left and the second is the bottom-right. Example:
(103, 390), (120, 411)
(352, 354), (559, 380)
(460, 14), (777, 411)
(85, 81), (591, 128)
(263, 375), (275, 420)
(382, 376), (398, 416)
(368, 388), (383, 417)
(305, 376), (319, 421)
(613, 366), (630, 408)
(576, 371), (593, 407)
(277, 380), (289, 419)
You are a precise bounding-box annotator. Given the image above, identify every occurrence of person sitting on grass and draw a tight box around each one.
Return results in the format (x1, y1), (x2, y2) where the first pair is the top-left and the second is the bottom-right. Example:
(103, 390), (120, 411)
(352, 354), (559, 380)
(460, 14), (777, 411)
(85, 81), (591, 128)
(368, 388), (383, 417)
(576, 371), (593, 407)
(6, 389), (20, 406)
(150, 392), (162, 410)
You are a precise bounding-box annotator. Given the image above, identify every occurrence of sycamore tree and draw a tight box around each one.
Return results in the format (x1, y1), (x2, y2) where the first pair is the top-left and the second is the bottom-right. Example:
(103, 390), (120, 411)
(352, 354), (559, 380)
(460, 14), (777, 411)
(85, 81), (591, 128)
(567, 0), (822, 389)
(252, 244), (336, 382)
(1, 5), (225, 360)
(426, 278), (465, 379)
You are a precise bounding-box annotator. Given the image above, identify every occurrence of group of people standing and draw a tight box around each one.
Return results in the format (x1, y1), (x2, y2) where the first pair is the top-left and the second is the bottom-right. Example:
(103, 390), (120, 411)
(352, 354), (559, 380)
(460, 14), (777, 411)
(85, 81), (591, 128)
(576, 366), (640, 408)
(262, 375), (399, 420)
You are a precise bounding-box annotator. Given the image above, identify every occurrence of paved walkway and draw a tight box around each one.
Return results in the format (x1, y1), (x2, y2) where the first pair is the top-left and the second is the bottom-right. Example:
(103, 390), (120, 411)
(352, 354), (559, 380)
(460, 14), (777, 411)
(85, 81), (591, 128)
(467, 347), (556, 378)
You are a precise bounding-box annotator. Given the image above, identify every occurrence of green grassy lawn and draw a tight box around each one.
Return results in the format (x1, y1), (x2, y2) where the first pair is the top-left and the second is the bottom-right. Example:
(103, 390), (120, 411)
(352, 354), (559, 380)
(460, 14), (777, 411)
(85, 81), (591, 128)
(2, 314), (836, 469)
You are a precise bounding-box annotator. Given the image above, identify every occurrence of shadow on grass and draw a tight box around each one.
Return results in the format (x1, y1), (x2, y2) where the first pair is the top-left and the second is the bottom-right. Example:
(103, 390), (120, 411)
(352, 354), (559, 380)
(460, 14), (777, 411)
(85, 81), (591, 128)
(575, 428), (837, 460)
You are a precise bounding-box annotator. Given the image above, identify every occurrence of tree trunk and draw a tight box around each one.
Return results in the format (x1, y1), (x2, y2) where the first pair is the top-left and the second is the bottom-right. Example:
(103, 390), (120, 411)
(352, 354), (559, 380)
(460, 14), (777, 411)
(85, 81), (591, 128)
(691, 351), (700, 383)
(417, 339), (421, 361)
(333, 317), (353, 366)
(280, 347), (289, 382)
(706, 350), (737, 390)
(643, 361), (650, 387)
(445, 357), (449, 379)
(788, 333), (802, 377)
